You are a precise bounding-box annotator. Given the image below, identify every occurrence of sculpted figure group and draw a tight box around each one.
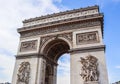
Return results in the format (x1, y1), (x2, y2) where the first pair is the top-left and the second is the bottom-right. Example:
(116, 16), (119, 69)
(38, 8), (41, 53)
(80, 55), (99, 82)
(17, 62), (30, 84)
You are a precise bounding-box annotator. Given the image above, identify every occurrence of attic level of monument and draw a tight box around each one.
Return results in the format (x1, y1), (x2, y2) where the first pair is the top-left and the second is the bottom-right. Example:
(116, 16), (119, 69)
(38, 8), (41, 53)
(18, 5), (104, 38)
(23, 5), (99, 24)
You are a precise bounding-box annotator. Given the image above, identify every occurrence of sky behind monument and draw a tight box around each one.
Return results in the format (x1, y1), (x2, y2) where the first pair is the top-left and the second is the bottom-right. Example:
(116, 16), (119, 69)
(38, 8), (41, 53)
(0, 0), (120, 83)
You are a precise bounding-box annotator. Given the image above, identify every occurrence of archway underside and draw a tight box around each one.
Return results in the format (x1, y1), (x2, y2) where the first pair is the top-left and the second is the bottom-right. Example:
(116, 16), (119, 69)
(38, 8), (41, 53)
(43, 39), (70, 62)
(43, 39), (70, 84)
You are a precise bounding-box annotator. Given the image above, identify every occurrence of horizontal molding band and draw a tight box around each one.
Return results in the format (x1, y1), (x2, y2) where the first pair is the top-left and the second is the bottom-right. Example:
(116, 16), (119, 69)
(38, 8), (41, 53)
(18, 14), (103, 33)
(16, 53), (58, 65)
(69, 45), (105, 54)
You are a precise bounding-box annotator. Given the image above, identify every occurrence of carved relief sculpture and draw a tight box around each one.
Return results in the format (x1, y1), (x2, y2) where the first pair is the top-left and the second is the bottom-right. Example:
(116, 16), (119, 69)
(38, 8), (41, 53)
(17, 62), (30, 84)
(76, 31), (99, 45)
(80, 55), (99, 82)
(20, 40), (38, 52)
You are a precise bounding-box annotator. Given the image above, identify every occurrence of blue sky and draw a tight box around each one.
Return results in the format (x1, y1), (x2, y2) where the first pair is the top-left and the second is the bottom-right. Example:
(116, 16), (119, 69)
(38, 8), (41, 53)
(0, 0), (120, 84)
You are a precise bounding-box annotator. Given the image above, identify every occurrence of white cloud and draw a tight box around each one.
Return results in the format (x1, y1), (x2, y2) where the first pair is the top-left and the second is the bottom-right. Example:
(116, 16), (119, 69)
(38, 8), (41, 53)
(57, 54), (70, 84)
(0, 0), (68, 53)
(57, 76), (70, 84)
(115, 66), (120, 69)
(0, 0), (62, 54)
(0, 0), (68, 83)
(0, 54), (15, 82)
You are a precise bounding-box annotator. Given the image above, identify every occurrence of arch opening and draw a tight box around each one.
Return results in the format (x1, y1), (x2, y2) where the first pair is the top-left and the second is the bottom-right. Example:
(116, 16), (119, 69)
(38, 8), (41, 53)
(43, 39), (70, 84)
(43, 39), (70, 62)
(57, 53), (70, 84)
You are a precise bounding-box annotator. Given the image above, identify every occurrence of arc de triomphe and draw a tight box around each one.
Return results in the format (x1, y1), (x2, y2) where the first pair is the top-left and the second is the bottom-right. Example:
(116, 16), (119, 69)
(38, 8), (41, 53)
(12, 5), (109, 84)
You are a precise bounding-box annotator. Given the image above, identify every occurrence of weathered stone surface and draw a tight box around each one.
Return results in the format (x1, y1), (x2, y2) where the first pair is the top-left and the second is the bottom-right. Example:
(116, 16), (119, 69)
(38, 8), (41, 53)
(12, 5), (108, 84)
(76, 31), (99, 45)
(80, 55), (99, 82)
(84, 81), (99, 84)
(17, 62), (30, 84)
(20, 40), (37, 52)
(20, 20), (101, 38)
(22, 6), (99, 27)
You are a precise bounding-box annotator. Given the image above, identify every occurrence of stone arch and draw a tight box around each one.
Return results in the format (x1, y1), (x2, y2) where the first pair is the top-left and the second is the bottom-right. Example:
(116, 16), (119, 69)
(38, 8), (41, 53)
(12, 6), (109, 84)
(45, 64), (53, 84)
(41, 38), (71, 84)
(42, 38), (70, 62)
(40, 36), (72, 55)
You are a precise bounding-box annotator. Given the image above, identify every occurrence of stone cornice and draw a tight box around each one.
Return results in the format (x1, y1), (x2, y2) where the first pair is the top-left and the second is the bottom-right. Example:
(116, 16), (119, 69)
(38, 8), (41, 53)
(18, 13), (103, 33)
(16, 53), (41, 58)
(16, 53), (58, 65)
(23, 5), (99, 23)
(69, 45), (105, 54)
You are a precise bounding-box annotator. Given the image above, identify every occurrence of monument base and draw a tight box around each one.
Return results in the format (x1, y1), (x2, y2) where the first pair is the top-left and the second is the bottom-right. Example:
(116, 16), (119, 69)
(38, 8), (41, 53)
(84, 81), (99, 84)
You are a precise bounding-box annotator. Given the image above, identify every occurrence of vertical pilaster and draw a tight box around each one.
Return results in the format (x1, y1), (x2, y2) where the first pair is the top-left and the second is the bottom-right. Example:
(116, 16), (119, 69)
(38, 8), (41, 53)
(36, 56), (46, 84)
(53, 65), (57, 84)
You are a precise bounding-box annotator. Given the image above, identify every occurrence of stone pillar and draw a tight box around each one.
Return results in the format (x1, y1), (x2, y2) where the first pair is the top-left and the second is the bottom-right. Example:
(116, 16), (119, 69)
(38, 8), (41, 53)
(12, 55), (39, 84)
(53, 65), (57, 84)
(46, 64), (57, 84)
(48, 75), (54, 84)
(70, 46), (109, 84)
(36, 56), (46, 84)
(12, 37), (41, 84)
(70, 28), (109, 84)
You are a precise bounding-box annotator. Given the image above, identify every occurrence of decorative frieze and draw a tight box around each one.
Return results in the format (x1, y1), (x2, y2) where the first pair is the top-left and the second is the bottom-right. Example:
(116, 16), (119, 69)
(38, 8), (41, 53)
(80, 55), (99, 82)
(20, 40), (38, 52)
(20, 21), (101, 38)
(76, 31), (99, 45)
(17, 62), (30, 84)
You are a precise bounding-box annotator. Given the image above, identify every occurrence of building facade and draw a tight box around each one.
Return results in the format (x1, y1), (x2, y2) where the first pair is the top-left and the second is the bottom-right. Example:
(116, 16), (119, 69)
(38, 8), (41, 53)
(12, 5), (109, 84)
